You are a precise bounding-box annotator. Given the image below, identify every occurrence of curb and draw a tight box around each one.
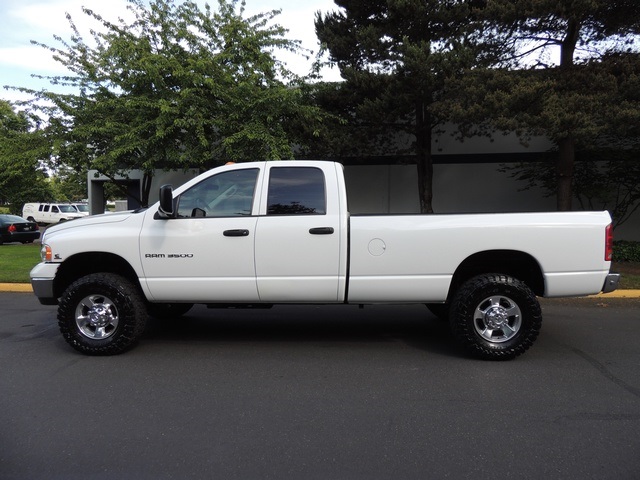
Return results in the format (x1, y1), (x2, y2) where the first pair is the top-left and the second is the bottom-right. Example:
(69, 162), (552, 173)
(0, 283), (34, 293)
(584, 290), (640, 299)
(1, 283), (639, 298)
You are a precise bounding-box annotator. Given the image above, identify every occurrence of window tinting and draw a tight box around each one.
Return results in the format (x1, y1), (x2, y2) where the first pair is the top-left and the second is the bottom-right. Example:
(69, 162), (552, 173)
(267, 167), (326, 215)
(177, 168), (259, 218)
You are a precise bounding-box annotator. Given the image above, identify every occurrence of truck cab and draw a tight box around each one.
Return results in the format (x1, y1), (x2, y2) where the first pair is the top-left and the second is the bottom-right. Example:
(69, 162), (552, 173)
(143, 161), (349, 303)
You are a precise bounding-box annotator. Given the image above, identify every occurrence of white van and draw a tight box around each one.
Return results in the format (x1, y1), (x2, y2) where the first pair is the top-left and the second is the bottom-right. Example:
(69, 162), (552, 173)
(22, 203), (85, 224)
(71, 203), (90, 216)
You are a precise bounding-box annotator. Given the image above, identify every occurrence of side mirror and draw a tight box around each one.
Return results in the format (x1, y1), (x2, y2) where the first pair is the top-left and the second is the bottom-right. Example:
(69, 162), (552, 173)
(158, 184), (175, 218)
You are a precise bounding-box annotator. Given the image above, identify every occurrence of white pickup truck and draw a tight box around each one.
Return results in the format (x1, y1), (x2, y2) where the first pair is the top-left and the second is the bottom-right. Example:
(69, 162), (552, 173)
(31, 161), (619, 359)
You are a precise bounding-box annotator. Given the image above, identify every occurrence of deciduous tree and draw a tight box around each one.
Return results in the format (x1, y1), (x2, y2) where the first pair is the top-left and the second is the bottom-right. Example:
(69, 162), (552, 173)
(15, 0), (326, 206)
(0, 100), (52, 214)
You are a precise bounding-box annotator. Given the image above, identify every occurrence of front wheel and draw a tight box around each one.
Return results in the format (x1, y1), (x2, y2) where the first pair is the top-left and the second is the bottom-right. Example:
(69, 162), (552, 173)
(449, 274), (542, 360)
(58, 273), (147, 355)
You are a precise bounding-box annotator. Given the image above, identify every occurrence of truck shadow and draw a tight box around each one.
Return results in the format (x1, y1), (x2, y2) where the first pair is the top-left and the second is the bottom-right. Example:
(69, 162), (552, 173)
(143, 304), (463, 358)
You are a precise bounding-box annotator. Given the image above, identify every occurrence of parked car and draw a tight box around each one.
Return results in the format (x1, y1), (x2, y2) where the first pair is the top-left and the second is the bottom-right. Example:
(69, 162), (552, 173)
(22, 203), (85, 225)
(72, 203), (90, 216)
(0, 215), (40, 245)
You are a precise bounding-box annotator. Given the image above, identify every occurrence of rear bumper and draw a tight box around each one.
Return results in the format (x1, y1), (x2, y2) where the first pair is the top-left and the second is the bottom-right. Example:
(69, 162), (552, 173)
(602, 273), (621, 294)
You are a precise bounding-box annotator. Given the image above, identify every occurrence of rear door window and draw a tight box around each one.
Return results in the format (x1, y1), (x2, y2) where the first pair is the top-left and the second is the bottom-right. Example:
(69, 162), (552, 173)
(267, 167), (326, 215)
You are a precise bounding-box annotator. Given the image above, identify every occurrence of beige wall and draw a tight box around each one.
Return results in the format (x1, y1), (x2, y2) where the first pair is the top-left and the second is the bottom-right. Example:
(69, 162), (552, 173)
(91, 164), (639, 241)
(344, 164), (640, 241)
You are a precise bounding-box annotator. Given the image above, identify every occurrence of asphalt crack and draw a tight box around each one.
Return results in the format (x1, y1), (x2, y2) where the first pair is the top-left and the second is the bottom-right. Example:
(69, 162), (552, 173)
(571, 347), (640, 400)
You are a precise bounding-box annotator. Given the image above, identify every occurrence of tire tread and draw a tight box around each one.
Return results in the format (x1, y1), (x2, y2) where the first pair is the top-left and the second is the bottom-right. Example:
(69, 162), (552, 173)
(450, 273), (542, 360)
(58, 273), (147, 355)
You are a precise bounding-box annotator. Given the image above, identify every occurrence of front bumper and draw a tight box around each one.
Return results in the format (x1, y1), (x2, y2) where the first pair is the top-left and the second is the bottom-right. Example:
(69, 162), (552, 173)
(30, 262), (60, 305)
(602, 273), (621, 294)
(31, 278), (57, 305)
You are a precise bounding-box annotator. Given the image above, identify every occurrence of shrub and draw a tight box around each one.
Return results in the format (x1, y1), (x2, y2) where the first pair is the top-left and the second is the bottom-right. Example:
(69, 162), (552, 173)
(613, 241), (640, 263)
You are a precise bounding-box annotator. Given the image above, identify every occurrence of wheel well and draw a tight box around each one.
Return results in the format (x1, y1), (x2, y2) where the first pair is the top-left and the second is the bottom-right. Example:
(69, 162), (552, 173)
(447, 250), (544, 300)
(53, 252), (140, 299)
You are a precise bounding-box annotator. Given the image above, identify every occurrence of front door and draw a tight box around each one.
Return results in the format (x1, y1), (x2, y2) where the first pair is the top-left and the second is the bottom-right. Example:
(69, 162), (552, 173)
(140, 167), (261, 303)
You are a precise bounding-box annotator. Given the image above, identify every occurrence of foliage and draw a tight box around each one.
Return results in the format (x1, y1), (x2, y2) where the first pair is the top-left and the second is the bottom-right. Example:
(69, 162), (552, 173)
(0, 100), (54, 214)
(500, 148), (640, 229)
(315, 0), (504, 213)
(49, 165), (88, 202)
(614, 241), (640, 263)
(488, 51), (640, 226)
(451, 0), (640, 211)
(15, 0), (328, 206)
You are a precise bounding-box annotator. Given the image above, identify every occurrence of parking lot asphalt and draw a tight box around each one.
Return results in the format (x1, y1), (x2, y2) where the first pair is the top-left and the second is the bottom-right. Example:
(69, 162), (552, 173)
(2, 293), (640, 480)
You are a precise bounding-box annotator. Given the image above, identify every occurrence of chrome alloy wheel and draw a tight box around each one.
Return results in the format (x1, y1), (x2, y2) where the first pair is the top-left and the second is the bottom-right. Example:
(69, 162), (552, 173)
(75, 295), (120, 340)
(473, 295), (522, 343)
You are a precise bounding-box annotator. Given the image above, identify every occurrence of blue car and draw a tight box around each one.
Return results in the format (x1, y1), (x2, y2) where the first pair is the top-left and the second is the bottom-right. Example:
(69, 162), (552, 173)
(0, 215), (40, 245)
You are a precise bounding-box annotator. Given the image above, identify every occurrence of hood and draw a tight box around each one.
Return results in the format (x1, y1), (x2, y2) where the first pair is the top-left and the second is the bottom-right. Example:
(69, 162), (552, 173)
(43, 210), (139, 236)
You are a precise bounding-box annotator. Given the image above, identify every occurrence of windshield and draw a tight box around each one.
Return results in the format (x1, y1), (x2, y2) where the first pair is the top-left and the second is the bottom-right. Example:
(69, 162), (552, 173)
(58, 205), (77, 213)
(74, 204), (89, 212)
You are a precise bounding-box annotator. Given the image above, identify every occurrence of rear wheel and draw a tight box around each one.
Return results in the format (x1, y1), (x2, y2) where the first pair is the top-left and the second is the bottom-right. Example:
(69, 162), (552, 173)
(58, 273), (147, 355)
(449, 274), (542, 360)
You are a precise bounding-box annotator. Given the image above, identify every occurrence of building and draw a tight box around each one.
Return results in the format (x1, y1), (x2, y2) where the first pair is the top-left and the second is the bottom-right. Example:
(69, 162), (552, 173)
(87, 128), (640, 240)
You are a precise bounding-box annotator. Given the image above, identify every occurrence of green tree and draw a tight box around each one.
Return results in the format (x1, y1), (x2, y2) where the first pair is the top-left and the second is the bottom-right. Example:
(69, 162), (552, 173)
(0, 100), (53, 214)
(487, 52), (640, 226)
(16, 0), (327, 206)
(462, 0), (640, 211)
(315, 0), (499, 213)
(49, 165), (88, 202)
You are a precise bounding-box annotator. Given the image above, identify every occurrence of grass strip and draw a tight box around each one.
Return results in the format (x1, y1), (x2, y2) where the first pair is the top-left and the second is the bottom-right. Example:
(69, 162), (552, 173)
(0, 244), (41, 283)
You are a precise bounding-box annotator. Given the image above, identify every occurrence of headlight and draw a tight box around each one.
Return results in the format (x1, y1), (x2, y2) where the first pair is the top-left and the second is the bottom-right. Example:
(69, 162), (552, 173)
(41, 244), (52, 262)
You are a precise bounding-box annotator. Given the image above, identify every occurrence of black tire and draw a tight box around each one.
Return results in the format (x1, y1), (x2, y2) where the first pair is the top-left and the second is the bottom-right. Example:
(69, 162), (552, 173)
(426, 303), (450, 321)
(449, 273), (542, 360)
(58, 273), (147, 355)
(147, 302), (193, 319)
(27, 217), (35, 222)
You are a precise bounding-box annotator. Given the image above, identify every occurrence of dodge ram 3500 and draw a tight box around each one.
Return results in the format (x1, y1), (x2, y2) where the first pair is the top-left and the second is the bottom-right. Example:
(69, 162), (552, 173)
(31, 161), (620, 359)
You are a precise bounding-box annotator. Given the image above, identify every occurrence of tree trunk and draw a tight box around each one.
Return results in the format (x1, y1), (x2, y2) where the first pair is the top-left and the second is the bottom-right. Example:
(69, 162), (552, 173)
(555, 19), (580, 211)
(141, 173), (153, 207)
(415, 100), (434, 214)
(556, 135), (575, 211)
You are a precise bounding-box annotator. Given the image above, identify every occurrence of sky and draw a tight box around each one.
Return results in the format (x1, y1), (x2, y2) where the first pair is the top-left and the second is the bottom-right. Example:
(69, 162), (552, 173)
(0, 0), (342, 105)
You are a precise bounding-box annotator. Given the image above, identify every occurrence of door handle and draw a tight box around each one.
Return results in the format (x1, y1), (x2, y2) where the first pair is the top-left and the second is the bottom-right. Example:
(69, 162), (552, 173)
(309, 227), (334, 235)
(223, 229), (250, 237)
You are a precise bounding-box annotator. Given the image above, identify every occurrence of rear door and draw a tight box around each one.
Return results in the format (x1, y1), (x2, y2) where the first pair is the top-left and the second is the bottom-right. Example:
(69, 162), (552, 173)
(254, 163), (345, 302)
